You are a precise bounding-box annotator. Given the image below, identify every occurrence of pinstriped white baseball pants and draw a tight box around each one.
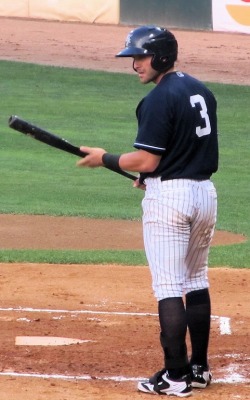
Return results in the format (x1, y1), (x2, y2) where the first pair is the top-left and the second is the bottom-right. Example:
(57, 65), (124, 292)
(142, 178), (217, 301)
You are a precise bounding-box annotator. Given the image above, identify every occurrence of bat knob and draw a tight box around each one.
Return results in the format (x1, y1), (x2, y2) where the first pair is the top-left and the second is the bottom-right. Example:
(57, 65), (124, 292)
(8, 115), (18, 127)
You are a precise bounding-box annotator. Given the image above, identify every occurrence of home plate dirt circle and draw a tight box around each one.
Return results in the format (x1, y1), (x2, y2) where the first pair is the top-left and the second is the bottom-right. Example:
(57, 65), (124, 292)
(0, 263), (249, 400)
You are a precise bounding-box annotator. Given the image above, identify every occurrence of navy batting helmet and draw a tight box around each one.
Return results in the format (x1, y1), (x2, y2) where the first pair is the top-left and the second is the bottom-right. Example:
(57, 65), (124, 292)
(116, 25), (178, 72)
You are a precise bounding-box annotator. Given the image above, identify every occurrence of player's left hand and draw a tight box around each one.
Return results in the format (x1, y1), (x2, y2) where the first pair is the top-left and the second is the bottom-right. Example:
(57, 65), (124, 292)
(133, 178), (146, 190)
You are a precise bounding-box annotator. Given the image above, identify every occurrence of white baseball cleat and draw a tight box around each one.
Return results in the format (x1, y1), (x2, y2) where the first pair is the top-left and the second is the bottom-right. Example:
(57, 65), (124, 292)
(138, 369), (193, 397)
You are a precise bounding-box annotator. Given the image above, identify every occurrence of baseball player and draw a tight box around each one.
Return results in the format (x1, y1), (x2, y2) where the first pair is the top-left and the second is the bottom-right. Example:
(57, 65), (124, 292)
(77, 25), (218, 397)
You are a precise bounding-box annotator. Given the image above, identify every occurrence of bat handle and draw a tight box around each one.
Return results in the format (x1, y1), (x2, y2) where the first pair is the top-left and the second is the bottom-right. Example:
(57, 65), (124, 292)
(104, 166), (137, 181)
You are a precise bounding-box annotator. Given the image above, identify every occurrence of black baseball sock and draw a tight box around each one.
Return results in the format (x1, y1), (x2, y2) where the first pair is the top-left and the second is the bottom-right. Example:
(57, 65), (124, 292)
(158, 297), (189, 379)
(186, 288), (211, 367)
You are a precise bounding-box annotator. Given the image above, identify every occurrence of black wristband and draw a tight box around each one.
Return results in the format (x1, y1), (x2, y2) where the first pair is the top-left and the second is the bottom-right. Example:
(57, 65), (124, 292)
(102, 153), (121, 170)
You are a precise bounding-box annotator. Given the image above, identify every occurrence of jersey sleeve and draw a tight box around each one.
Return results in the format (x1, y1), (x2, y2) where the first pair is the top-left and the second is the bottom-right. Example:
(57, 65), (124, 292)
(134, 87), (174, 155)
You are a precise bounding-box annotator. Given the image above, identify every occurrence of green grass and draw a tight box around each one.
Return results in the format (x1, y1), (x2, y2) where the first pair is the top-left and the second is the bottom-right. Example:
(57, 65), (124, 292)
(1, 61), (145, 218)
(0, 249), (147, 266)
(0, 60), (249, 267)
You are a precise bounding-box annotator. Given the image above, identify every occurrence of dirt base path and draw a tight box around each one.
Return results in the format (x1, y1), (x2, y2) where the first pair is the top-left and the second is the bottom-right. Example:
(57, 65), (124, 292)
(1, 17), (250, 85)
(0, 17), (249, 400)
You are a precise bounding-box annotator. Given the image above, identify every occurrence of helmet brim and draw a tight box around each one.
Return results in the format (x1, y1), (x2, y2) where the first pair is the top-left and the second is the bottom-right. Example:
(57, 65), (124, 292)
(116, 47), (153, 57)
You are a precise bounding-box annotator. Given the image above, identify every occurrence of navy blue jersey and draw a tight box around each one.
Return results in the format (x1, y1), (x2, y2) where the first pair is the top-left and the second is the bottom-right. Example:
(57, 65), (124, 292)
(134, 72), (218, 181)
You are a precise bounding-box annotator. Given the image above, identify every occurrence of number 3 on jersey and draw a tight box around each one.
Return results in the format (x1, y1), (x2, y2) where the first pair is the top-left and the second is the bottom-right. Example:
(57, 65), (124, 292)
(190, 94), (211, 137)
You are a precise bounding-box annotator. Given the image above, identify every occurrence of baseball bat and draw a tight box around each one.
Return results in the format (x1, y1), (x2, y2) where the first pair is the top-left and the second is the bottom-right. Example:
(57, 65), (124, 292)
(8, 115), (137, 181)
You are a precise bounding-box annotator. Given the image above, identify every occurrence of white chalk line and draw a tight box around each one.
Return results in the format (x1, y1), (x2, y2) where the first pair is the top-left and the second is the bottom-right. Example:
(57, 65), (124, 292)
(0, 306), (232, 336)
(213, 316), (232, 335)
(0, 371), (249, 384)
(0, 307), (157, 317)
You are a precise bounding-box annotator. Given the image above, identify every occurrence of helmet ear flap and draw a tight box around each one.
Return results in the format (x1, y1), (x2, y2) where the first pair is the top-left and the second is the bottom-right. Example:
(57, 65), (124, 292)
(159, 56), (170, 69)
(151, 55), (174, 72)
(149, 35), (177, 72)
(161, 56), (168, 63)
